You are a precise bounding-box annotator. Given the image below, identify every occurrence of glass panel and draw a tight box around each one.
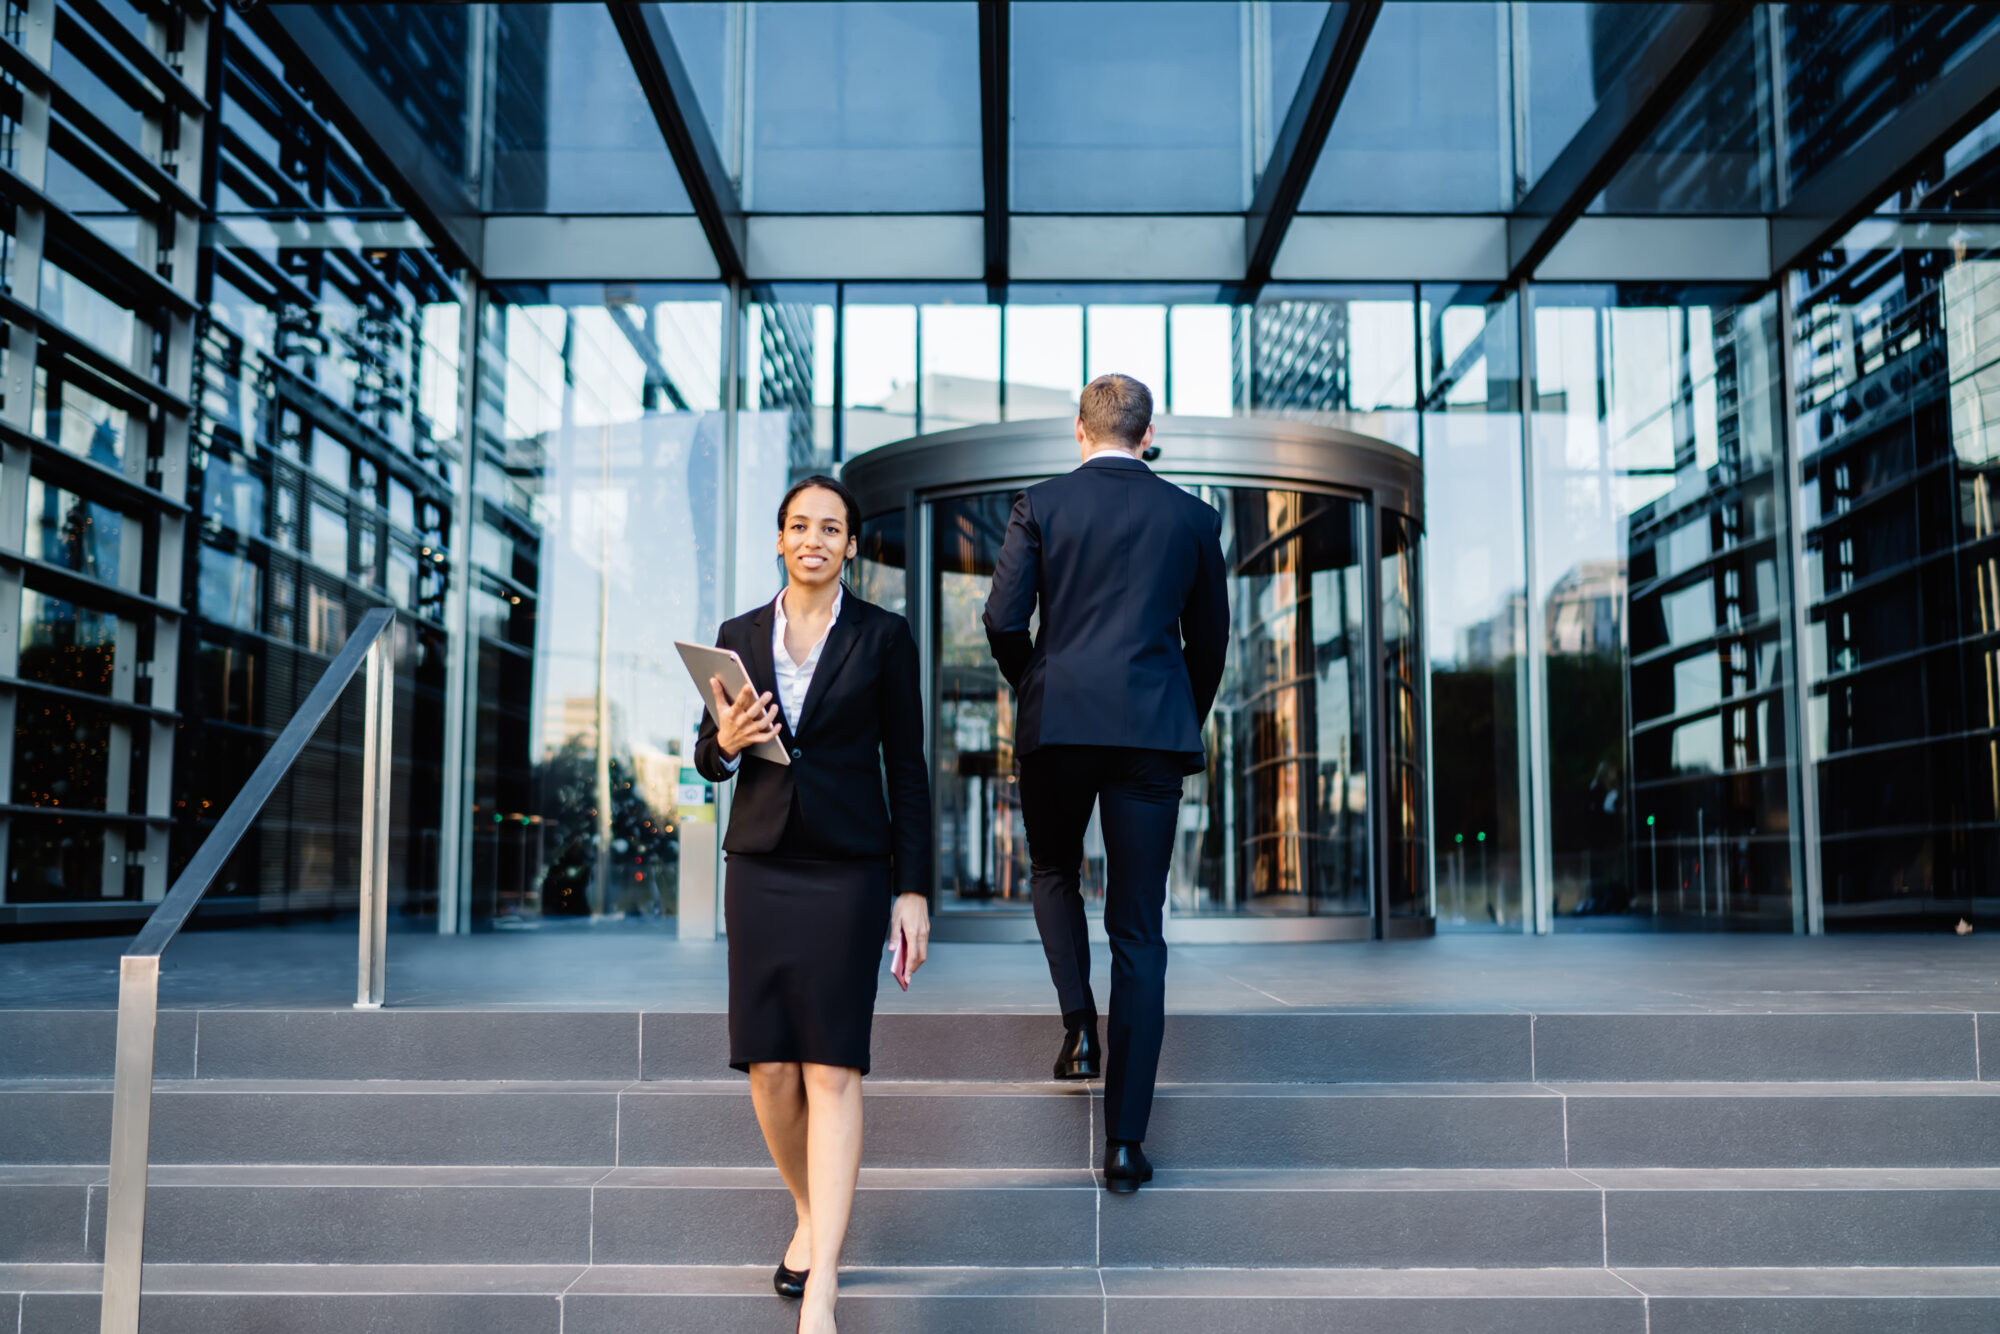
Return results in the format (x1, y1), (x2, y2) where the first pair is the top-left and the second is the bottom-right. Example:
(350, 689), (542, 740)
(1520, 4), (1674, 195)
(656, 3), (735, 174)
(19, 590), (117, 696)
(26, 479), (122, 587)
(467, 283), (729, 926)
(1003, 304), (1082, 419)
(922, 303), (1001, 432)
(1086, 306), (1166, 398)
(1420, 284), (1526, 929)
(931, 492), (1039, 909)
(485, 4), (692, 212)
(7, 821), (134, 903)
(315, 3), (476, 181)
(1249, 287), (1419, 452)
(842, 303), (918, 453)
(1169, 305), (1235, 416)
(1011, 1), (1250, 212)
(1529, 284), (1794, 929)
(1591, 10), (1776, 214)
(742, 2), (982, 211)
(1790, 110), (2000, 926)
(1201, 487), (1371, 916)
(1301, 1), (1511, 213)
(1780, 5), (2000, 199)
(855, 509), (908, 619)
(1381, 510), (1428, 916)
(927, 485), (1373, 918)
(745, 285), (837, 472)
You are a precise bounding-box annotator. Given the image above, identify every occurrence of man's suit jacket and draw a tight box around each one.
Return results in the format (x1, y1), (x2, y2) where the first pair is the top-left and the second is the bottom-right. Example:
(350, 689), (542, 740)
(694, 592), (933, 900)
(981, 454), (1229, 772)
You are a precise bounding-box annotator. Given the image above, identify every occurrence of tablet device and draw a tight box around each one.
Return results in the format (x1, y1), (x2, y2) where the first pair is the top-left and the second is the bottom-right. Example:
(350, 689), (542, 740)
(675, 641), (791, 767)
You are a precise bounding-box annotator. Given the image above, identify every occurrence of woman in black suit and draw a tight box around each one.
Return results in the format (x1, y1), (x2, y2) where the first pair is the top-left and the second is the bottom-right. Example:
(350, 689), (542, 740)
(695, 474), (931, 1334)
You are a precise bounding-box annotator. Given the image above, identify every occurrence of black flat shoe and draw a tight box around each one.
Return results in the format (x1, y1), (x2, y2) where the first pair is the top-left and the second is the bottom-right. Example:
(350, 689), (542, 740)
(774, 1262), (808, 1299)
(1054, 1024), (1101, 1080)
(1104, 1140), (1153, 1194)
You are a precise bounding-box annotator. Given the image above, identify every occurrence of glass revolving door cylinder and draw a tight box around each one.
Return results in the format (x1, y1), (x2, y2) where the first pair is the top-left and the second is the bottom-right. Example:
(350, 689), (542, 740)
(845, 417), (1429, 942)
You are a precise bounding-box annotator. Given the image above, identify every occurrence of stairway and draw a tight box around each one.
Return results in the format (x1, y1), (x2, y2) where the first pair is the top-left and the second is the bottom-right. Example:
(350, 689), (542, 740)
(2, 1005), (1998, 1331)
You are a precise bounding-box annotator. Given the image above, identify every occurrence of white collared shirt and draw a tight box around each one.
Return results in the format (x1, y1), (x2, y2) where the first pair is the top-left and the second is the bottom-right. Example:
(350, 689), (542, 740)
(1081, 446), (1145, 467)
(720, 585), (843, 771)
(772, 583), (843, 726)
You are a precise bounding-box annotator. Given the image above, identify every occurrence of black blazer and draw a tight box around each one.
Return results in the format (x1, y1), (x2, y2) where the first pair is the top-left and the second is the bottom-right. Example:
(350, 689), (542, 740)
(694, 592), (933, 900)
(982, 455), (1230, 772)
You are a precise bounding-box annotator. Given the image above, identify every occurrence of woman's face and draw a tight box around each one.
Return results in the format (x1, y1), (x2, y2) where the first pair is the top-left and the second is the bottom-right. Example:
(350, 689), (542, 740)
(778, 486), (857, 592)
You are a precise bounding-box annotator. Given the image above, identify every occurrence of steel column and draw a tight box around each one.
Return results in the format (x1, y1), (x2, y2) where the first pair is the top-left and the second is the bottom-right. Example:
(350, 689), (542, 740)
(355, 637), (394, 1008)
(98, 955), (159, 1334)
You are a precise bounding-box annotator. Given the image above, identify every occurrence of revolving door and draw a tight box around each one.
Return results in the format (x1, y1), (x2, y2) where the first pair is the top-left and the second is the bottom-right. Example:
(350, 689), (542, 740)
(844, 417), (1429, 943)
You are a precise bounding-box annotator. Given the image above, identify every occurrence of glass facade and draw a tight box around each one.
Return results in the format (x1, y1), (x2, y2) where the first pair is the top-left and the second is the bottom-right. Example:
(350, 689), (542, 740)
(4, 1), (1999, 937)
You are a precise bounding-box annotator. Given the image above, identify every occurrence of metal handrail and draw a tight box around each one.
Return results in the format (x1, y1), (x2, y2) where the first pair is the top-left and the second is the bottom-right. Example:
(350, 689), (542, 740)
(99, 605), (398, 1334)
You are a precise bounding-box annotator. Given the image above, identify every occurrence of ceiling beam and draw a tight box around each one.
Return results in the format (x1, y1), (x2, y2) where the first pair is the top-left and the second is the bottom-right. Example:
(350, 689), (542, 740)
(1505, 1), (1752, 283)
(979, 0), (1009, 299)
(608, 2), (746, 284)
(1769, 17), (2000, 276)
(1239, 0), (1382, 300)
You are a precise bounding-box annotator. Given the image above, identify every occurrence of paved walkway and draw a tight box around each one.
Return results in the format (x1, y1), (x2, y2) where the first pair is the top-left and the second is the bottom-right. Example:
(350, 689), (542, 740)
(3, 922), (1995, 1013)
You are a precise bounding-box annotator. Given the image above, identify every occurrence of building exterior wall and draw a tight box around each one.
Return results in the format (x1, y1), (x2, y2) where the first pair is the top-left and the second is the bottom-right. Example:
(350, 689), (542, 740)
(3, 1), (1998, 936)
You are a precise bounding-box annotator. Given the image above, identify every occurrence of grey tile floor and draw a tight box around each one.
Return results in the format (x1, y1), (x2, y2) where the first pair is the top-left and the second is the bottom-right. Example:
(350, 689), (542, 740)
(3, 922), (1996, 1014)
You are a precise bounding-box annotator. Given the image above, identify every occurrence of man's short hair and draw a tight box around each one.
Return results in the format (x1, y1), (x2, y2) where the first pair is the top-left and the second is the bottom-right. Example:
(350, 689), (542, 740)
(1078, 373), (1153, 447)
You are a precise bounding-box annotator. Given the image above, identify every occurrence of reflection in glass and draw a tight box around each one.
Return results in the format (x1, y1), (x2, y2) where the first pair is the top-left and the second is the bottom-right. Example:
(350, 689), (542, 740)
(739, 2), (982, 211)
(855, 509), (908, 619)
(1302, 1), (1511, 213)
(1249, 287), (1420, 450)
(486, 5), (692, 212)
(925, 485), (1383, 919)
(318, 4), (476, 180)
(1780, 5), (2000, 197)
(1420, 286), (1525, 928)
(1520, 5), (1672, 194)
(1201, 488), (1372, 916)
(1011, 1), (1250, 212)
(468, 285), (728, 926)
(1529, 285), (1794, 929)
(1592, 10), (1775, 215)
(27, 481), (120, 587)
(745, 287), (837, 471)
(1791, 118), (2000, 924)
(1381, 511), (1429, 916)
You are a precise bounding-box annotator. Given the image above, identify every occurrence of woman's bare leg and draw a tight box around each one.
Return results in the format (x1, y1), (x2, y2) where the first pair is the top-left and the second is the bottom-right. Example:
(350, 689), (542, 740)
(746, 1062), (813, 1270)
(798, 1063), (864, 1332)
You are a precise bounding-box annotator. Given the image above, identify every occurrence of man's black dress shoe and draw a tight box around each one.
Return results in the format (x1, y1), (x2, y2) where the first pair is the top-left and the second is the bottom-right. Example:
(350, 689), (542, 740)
(1054, 1025), (1101, 1080)
(1104, 1141), (1153, 1194)
(773, 1262), (808, 1299)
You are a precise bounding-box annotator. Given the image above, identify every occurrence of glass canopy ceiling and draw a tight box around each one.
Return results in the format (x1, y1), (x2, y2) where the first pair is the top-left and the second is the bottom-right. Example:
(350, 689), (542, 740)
(287, 2), (2000, 288)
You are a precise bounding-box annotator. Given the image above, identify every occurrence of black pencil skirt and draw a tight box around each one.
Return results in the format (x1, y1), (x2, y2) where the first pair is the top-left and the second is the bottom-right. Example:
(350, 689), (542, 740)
(725, 853), (893, 1075)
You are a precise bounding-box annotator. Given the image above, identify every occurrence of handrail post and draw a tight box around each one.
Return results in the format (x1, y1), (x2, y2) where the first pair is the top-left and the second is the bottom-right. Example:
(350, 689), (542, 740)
(354, 635), (393, 1009)
(99, 954), (159, 1334)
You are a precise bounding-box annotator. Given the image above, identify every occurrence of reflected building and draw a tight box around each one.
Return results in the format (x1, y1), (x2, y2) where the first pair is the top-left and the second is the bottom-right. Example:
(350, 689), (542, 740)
(3, 0), (1999, 941)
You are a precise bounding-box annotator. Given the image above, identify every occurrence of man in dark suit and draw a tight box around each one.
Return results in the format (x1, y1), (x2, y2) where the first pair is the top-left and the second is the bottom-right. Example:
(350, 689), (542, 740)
(982, 374), (1229, 1194)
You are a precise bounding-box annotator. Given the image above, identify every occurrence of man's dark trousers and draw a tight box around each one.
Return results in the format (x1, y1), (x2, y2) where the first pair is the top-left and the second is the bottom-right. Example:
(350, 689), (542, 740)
(1021, 745), (1183, 1144)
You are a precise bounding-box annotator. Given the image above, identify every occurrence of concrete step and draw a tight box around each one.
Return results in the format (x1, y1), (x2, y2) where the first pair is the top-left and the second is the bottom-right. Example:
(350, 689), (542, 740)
(6, 1263), (2000, 1334)
(7, 1078), (1999, 1171)
(9, 1164), (1999, 1270)
(4, 1006), (1988, 1083)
